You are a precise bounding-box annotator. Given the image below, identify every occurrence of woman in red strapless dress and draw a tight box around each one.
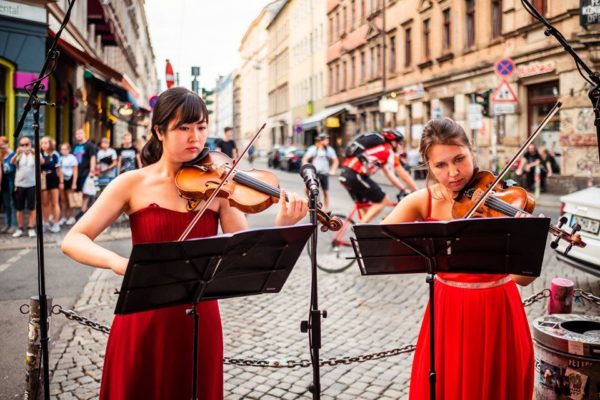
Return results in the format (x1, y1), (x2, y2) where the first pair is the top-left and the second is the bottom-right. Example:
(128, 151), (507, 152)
(62, 87), (308, 400)
(383, 118), (534, 400)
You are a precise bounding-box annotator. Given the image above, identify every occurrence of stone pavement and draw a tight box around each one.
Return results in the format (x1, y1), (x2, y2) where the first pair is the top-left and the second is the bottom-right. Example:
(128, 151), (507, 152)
(44, 238), (598, 399)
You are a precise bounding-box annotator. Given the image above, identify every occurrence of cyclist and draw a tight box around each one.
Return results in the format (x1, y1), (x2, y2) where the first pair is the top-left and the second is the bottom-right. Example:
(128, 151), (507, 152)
(339, 129), (418, 223)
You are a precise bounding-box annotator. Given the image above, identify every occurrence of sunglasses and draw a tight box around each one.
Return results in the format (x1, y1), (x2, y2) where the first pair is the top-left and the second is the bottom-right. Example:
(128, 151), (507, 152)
(19, 143), (30, 147)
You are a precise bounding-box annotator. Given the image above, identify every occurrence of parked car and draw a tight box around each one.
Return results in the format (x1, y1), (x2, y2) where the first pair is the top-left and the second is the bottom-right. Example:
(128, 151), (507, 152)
(554, 187), (600, 276)
(279, 149), (306, 172)
(267, 146), (288, 169)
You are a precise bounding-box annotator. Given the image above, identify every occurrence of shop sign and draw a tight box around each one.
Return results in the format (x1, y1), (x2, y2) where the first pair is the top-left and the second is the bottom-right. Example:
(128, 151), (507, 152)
(517, 61), (556, 78)
(402, 83), (425, 100)
(581, 0), (600, 26)
(325, 117), (340, 128)
(0, 0), (46, 23)
(379, 97), (399, 113)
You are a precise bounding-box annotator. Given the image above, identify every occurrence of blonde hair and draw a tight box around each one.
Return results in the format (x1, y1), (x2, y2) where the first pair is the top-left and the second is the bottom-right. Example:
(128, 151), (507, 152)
(40, 136), (55, 152)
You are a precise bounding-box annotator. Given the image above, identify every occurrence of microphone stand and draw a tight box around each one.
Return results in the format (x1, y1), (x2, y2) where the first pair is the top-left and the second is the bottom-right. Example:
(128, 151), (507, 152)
(12, 1), (77, 398)
(521, 0), (600, 161)
(301, 186), (324, 399)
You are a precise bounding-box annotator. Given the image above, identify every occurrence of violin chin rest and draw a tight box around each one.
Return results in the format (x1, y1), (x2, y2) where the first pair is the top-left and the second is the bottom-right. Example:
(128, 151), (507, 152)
(183, 147), (210, 167)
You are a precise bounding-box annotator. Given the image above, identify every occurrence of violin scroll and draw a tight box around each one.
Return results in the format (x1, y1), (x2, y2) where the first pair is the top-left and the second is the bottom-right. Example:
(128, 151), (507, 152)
(549, 217), (586, 255)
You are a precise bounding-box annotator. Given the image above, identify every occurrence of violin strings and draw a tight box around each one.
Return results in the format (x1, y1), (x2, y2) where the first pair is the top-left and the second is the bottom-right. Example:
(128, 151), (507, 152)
(484, 196), (528, 217)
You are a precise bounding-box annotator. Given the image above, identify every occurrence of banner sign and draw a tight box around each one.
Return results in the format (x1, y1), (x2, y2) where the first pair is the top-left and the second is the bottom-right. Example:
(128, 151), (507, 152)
(581, 0), (600, 26)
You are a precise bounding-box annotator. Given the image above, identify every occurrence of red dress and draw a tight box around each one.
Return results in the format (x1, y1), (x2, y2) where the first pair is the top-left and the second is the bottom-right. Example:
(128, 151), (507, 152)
(408, 191), (534, 400)
(100, 204), (223, 400)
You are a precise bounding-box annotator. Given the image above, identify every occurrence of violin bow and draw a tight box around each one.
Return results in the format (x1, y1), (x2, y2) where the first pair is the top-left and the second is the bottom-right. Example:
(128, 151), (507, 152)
(178, 123), (267, 241)
(463, 101), (562, 219)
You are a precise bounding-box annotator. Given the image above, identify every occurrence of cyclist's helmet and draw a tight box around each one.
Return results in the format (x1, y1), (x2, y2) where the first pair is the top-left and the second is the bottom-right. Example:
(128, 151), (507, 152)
(381, 128), (404, 143)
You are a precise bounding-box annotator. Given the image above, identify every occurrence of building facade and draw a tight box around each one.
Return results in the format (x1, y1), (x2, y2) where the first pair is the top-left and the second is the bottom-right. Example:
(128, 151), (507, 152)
(214, 72), (234, 138)
(0, 0), (158, 149)
(324, 0), (599, 183)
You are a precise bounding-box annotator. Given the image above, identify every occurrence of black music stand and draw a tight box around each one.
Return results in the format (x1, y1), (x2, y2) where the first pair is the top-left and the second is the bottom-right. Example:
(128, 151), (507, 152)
(115, 224), (314, 400)
(350, 217), (549, 400)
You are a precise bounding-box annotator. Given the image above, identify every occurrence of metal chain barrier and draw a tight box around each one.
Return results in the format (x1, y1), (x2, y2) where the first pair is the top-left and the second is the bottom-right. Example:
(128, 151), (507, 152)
(20, 288), (598, 369)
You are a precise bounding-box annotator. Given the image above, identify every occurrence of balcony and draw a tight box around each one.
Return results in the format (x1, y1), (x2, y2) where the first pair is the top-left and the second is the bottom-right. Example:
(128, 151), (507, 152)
(87, 0), (118, 46)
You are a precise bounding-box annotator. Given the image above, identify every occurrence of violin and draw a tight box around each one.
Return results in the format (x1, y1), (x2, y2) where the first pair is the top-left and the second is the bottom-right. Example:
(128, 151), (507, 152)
(453, 169), (586, 254)
(174, 150), (342, 232)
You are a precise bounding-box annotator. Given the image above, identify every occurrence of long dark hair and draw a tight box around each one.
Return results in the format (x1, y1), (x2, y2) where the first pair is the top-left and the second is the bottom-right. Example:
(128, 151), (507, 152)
(141, 87), (209, 165)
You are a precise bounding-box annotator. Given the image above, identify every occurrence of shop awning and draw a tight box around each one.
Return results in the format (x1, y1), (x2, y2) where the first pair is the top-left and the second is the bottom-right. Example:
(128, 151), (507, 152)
(84, 70), (128, 102)
(301, 103), (351, 130)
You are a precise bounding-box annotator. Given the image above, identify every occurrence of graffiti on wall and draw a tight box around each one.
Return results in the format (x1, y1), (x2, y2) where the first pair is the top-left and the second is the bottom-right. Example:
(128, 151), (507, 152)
(560, 108), (598, 147)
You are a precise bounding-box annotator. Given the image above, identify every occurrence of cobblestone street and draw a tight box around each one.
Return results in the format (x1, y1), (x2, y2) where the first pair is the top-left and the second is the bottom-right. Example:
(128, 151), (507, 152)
(46, 238), (599, 400)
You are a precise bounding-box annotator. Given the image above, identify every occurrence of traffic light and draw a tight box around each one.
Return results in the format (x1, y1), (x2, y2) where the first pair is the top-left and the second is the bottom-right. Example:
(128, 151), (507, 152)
(201, 88), (214, 105)
(475, 89), (492, 117)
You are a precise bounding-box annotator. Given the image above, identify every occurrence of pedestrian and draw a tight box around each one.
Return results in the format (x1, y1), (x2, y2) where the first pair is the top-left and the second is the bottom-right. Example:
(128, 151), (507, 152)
(11, 137), (37, 238)
(72, 128), (96, 217)
(247, 144), (256, 166)
(96, 137), (117, 192)
(0, 136), (17, 233)
(516, 143), (542, 191)
(61, 87), (307, 400)
(117, 132), (141, 174)
(58, 143), (78, 225)
(215, 126), (238, 159)
(301, 133), (339, 211)
(383, 118), (534, 400)
(40, 136), (61, 233)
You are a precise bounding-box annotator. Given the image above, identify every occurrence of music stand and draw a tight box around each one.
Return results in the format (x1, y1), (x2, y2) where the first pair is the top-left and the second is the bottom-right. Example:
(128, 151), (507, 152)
(351, 217), (549, 400)
(115, 224), (314, 400)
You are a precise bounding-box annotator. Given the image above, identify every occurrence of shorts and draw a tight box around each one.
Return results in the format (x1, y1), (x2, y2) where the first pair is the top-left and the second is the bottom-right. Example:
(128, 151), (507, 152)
(76, 173), (88, 192)
(317, 173), (329, 191)
(14, 186), (35, 211)
(339, 168), (386, 204)
(44, 173), (59, 190)
(64, 177), (74, 190)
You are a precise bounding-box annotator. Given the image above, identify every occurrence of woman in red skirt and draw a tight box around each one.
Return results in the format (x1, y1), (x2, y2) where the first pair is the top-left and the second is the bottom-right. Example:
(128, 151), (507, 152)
(62, 87), (308, 399)
(383, 118), (535, 400)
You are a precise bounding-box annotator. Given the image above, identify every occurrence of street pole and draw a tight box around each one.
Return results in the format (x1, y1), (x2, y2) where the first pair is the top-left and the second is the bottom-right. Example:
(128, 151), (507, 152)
(380, 1), (387, 129)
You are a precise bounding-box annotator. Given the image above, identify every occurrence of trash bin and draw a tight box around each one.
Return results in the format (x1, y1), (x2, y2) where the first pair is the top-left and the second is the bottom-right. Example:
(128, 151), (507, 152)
(533, 314), (600, 400)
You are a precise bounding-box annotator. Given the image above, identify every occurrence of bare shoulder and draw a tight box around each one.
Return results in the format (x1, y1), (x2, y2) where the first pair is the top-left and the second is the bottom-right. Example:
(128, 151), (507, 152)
(403, 188), (429, 216)
(383, 188), (428, 223)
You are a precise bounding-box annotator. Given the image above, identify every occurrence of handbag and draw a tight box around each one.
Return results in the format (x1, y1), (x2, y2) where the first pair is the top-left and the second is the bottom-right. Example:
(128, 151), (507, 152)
(82, 176), (97, 196)
(67, 191), (83, 208)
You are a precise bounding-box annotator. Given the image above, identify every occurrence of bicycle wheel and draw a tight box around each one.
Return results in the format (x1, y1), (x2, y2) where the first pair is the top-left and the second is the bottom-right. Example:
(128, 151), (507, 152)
(307, 213), (357, 273)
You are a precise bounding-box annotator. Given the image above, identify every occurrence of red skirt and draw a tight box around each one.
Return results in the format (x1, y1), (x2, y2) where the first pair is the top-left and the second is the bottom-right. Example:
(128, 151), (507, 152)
(99, 301), (223, 400)
(409, 273), (534, 400)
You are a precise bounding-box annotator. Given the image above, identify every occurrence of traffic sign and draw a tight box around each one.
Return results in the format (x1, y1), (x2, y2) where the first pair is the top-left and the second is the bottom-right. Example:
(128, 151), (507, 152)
(494, 58), (515, 78)
(149, 95), (159, 109)
(165, 59), (175, 89)
(493, 103), (516, 115)
(491, 80), (518, 103)
(468, 104), (483, 130)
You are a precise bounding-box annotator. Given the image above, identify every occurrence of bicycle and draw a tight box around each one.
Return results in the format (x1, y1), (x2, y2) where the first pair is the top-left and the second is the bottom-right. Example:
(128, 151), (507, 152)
(309, 191), (407, 273)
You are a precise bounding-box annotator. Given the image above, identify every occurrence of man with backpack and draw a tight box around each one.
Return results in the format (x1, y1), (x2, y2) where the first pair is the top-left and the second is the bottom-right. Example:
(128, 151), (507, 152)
(339, 129), (418, 223)
(302, 133), (339, 211)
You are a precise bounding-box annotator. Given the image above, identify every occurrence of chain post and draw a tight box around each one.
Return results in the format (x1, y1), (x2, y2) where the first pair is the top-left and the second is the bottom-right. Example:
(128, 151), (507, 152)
(24, 296), (52, 400)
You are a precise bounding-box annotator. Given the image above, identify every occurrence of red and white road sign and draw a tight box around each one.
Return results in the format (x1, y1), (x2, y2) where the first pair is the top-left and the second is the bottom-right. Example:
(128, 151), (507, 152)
(165, 59), (175, 89)
(491, 80), (518, 103)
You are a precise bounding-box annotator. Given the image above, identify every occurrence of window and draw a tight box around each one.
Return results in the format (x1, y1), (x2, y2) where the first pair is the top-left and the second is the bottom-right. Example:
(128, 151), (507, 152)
(532, 0), (547, 16)
(329, 16), (333, 44)
(466, 0), (475, 48)
(376, 44), (382, 77)
(351, 54), (356, 87)
(336, 11), (340, 39)
(423, 18), (430, 60)
(342, 60), (347, 91)
(443, 9), (451, 51)
(370, 47), (376, 78)
(336, 63), (340, 93)
(360, 50), (366, 82)
(351, 0), (356, 30)
(328, 66), (333, 95)
(492, 0), (502, 38)
(342, 6), (347, 34)
(361, 0), (366, 22)
(389, 35), (396, 72)
(404, 27), (412, 67)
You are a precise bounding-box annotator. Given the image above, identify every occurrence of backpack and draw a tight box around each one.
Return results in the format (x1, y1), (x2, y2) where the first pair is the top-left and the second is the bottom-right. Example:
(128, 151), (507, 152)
(344, 132), (387, 159)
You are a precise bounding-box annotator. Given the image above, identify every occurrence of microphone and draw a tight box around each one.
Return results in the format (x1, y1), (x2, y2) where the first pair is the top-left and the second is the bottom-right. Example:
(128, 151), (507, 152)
(300, 164), (320, 197)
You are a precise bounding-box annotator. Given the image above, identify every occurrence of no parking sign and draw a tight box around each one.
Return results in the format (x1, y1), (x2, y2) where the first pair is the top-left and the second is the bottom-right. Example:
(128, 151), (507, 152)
(494, 58), (515, 78)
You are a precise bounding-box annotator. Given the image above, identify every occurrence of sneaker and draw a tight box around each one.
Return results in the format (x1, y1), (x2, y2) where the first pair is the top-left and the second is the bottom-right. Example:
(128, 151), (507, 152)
(12, 228), (24, 238)
(66, 217), (77, 225)
(49, 224), (60, 233)
(6, 226), (16, 235)
(27, 229), (36, 238)
(58, 218), (67, 226)
(0, 226), (9, 234)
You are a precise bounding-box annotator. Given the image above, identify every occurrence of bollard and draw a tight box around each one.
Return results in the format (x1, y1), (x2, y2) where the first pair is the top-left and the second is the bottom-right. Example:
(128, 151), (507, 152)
(548, 277), (574, 314)
(24, 296), (52, 400)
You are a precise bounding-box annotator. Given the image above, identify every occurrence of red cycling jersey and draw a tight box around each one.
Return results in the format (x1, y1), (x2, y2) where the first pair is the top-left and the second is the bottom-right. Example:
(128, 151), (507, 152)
(342, 142), (399, 175)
